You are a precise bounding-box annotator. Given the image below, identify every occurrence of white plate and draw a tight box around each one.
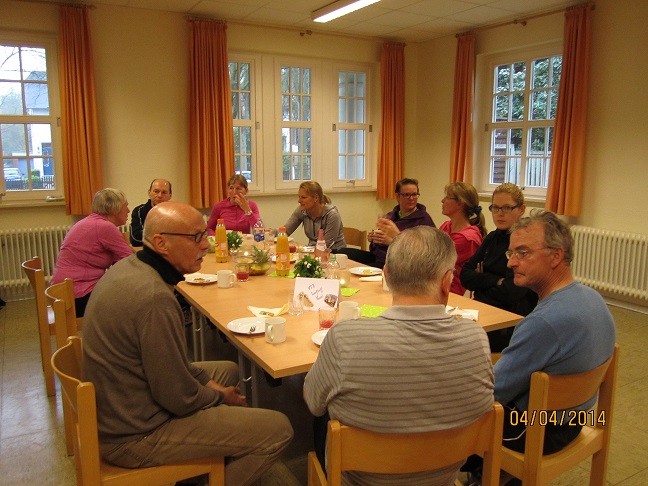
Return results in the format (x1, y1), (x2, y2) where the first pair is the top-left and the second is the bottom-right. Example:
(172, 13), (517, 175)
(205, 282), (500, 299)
(185, 273), (218, 284)
(272, 254), (297, 263)
(311, 329), (328, 346)
(350, 267), (382, 276)
(227, 317), (266, 335)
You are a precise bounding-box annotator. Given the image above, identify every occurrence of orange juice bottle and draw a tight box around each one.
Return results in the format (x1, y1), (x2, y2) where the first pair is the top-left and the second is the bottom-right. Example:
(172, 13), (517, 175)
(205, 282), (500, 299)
(275, 226), (290, 276)
(215, 219), (228, 263)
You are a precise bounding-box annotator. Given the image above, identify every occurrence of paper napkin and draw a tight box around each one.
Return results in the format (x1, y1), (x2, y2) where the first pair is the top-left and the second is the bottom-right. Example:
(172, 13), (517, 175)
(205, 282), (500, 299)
(358, 275), (383, 282)
(446, 305), (479, 321)
(360, 304), (388, 318)
(247, 304), (289, 317)
(268, 271), (296, 278)
(340, 288), (359, 297)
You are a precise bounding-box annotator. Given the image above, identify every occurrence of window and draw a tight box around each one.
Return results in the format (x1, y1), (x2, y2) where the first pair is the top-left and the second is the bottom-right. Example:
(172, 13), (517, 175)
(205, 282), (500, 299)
(229, 53), (376, 194)
(0, 33), (62, 203)
(230, 60), (255, 184)
(477, 44), (562, 198)
(281, 65), (312, 182)
(336, 70), (369, 182)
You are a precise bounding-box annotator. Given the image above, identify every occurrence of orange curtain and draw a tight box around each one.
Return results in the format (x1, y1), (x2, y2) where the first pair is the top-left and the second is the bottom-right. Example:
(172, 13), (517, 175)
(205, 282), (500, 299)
(188, 20), (234, 208)
(59, 6), (103, 215)
(449, 33), (474, 183)
(546, 4), (593, 216)
(376, 43), (405, 200)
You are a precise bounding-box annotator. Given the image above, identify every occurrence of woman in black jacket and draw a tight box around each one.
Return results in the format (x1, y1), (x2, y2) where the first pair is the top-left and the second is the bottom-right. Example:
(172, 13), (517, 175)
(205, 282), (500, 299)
(460, 183), (538, 351)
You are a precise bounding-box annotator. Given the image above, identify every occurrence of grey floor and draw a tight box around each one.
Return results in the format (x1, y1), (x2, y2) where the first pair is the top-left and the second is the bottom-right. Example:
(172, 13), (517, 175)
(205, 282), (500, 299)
(1, 299), (648, 485)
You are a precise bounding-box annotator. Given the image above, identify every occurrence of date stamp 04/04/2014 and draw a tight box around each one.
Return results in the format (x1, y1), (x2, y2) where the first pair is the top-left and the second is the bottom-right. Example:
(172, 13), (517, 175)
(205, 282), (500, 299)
(509, 409), (607, 427)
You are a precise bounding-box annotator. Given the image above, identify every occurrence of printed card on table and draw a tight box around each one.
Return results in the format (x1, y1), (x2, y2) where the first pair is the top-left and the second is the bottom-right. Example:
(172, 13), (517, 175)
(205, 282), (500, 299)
(293, 277), (340, 311)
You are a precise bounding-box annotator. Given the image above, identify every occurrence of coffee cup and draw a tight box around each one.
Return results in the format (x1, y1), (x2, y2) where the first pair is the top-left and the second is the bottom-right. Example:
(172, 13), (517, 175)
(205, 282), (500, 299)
(335, 253), (348, 269)
(265, 317), (286, 344)
(338, 301), (361, 321)
(217, 269), (235, 288)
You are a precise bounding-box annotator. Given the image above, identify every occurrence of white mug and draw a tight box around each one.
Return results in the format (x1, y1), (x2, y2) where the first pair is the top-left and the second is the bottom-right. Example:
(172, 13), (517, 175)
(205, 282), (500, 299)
(335, 253), (349, 269)
(217, 270), (235, 288)
(265, 317), (286, 344)
(338, 301), (361, 321)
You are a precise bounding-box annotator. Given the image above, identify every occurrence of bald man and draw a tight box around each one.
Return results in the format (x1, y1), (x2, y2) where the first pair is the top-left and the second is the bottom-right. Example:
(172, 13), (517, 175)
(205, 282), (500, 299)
(83, 202), (293, 486)
(129, 178), (172, 246)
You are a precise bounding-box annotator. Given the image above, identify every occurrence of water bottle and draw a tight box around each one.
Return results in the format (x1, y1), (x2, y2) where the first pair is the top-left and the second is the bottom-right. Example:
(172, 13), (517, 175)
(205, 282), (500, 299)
(252, 219), (265, 243)
(326, 254), (340, 279)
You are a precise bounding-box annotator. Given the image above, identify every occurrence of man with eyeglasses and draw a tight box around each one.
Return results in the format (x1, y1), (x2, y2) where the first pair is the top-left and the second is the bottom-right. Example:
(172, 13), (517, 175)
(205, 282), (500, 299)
(129, 178), (172, 246)
(339, 178), (435, 268)
(463, 209), (616, 486)
(83, 202), (294, 486)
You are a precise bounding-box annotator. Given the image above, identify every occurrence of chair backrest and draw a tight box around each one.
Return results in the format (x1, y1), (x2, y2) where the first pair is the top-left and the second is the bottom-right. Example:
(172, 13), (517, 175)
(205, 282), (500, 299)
(524, 344), (619, 460)
(45, 278), (79, 349)
(343, 227), (368, 251)
(51, 336), (103, 485)
(22, 256), (57, 396)
(22, 256), (49, 330)
(325, 403), (503, 486)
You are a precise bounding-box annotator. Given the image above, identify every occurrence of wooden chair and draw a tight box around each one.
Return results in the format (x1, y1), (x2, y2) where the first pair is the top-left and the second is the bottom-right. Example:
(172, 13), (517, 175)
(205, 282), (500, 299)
(308, 403), (504, 486)
(500, 344), (619, 485)
(343, 227), (368, 251)
(45, 277), (83, 455)
(51, 336), (225, 486)
(21, 256), (56, 396)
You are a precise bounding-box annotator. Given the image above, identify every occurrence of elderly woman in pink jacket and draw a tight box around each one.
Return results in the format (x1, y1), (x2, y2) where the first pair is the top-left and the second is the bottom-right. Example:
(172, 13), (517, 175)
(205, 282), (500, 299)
(51, 188), (133, 317)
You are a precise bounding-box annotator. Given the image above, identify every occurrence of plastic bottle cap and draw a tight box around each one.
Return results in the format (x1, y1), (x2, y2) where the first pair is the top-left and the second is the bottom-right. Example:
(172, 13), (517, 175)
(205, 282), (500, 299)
(279, 226), (286, 231)
(217, 218), (224, 223)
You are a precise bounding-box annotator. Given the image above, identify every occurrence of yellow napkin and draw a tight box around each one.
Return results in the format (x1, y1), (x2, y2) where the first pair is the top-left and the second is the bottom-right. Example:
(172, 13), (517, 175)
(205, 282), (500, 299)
(247, 304), (289, 317)
(268, 271), (296, 278)
(360, 304), (387, 318)
(341, 288), (359, 297)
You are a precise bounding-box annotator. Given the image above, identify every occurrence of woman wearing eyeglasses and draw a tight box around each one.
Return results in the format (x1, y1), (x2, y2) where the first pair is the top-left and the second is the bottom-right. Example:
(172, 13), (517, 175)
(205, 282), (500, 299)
(460, 183), (538, 351)
(440, 182), (487, 295)
(340, 178), (435, 268)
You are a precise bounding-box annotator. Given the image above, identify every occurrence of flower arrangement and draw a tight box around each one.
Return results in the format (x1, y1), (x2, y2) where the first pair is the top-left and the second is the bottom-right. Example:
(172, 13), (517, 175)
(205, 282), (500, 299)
(227, 231), (243, 251)
(293, 254), (325, 278)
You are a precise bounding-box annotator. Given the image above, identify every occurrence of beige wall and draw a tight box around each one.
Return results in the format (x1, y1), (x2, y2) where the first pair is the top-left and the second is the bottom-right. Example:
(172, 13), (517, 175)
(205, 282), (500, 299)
(1, 0), (647, 236)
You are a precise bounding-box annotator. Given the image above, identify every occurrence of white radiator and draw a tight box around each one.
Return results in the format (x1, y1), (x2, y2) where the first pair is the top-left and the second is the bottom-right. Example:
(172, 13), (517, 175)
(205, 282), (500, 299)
(0, 226), (71, 301)
(572, 225), (648, 305)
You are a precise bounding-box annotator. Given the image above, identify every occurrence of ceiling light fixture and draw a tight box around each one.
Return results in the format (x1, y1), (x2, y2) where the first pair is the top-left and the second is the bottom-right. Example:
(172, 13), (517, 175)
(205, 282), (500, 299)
(312, 0), (381, 23)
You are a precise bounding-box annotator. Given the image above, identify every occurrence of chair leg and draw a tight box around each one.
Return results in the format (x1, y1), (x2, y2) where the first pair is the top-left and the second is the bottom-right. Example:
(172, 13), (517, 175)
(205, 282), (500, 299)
(62, 399), (75, 455)
(589, 448), (609, 486)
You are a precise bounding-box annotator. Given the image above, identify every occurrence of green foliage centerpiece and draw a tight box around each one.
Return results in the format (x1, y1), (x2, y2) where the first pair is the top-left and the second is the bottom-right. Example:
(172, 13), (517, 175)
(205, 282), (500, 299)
(293, 254), (324, 278)
(227, 231), (243, 252)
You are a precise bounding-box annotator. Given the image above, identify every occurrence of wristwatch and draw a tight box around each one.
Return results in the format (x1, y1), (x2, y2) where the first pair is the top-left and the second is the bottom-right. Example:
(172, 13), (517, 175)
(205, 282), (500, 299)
(245, 210), (253, 216)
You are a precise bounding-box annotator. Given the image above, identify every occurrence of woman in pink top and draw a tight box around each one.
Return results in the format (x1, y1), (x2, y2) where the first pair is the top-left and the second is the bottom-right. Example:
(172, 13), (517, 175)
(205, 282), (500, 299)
(440, 182), (487, 295)
(207, 174), (261, 234)
(51, 188), (133, 317)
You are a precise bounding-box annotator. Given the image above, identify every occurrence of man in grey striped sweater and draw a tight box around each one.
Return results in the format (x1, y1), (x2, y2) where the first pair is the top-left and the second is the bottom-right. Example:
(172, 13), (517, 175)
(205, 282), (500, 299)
(304, 226), (494, 485)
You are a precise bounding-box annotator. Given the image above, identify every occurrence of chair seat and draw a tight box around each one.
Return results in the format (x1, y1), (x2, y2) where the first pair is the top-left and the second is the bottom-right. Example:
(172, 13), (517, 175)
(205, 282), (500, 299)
(101, 457), (224, 485)
(502, 426), (603, 482)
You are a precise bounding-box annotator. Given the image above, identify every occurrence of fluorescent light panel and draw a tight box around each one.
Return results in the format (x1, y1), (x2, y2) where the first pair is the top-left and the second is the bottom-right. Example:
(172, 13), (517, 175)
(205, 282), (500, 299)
(312, 0), (381, 23)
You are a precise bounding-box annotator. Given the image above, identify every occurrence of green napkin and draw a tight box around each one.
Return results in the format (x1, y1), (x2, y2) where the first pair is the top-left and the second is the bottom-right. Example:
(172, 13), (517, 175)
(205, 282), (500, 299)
(341, 287), (359, 297)
(360, 304), (387, 318)
(268, 271), (296, 278)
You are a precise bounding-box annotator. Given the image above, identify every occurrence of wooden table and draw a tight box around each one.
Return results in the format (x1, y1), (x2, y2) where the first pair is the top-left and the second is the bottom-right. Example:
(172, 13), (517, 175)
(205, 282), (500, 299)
(177, 256), (523, 404)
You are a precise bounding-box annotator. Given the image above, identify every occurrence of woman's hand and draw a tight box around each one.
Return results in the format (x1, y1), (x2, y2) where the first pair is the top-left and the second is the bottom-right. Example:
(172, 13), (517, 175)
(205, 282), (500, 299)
(368, 218), (399, 245)
(231, 193), (251, 214)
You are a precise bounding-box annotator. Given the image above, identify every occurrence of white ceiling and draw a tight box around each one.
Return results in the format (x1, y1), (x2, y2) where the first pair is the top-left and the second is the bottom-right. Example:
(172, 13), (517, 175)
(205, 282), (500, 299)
(37, 0), (580, 42)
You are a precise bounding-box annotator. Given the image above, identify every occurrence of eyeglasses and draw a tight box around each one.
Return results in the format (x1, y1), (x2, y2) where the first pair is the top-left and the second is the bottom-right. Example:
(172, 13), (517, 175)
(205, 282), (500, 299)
(505, 247), (551, 260)
(160, 229), (209, 243)
(398, 193), (420, 199)
(442, 196), (458, 201)
(489, 204), (521, 214)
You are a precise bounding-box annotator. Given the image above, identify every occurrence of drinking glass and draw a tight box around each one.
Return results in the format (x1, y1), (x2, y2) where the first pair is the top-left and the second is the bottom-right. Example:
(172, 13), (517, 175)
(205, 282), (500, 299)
(235, 262), (250, 282)
(319, 307), (337, 330)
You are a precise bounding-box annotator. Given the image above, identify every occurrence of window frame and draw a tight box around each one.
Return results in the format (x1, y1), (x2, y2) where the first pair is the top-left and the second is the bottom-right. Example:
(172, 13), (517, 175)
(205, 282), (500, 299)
(475, 42), (562, 200)
(0, 31), (63, 206)
(229, 52), (377, 195)
(229, 54), (262, 192)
